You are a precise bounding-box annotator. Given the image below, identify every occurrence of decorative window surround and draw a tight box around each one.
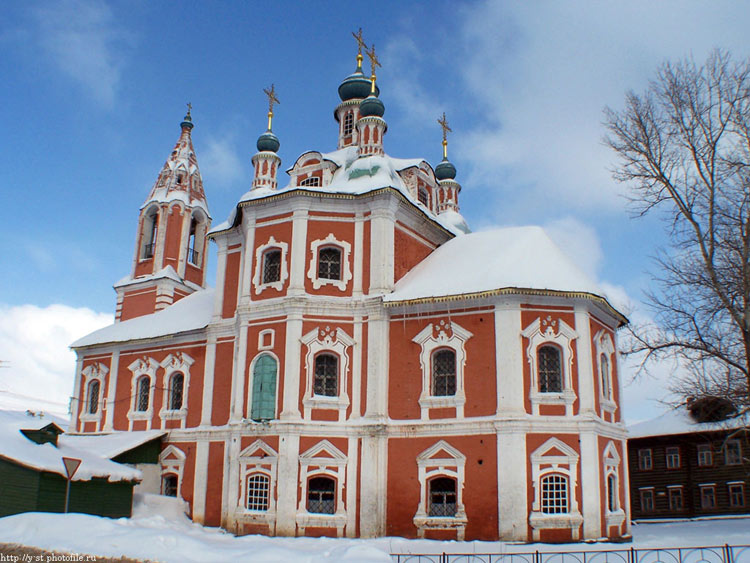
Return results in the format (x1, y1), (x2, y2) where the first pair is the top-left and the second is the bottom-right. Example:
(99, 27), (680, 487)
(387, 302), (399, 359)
(522, 317), (578, 416)
(413, 440), (468, 540)
(603, 441), (625, 529)
(594, 329), (617, 414)
(235, 440), (278, 530)
(301, 327), (354, 420)
(159, 352), (194, 428)
(258, 329), (275, 351)
(529, 438), (583, 541)
(307, 234), (352, 291)
(413, 320), (472, 419)
(296, 440), (348, 537)
(80, 363), (108, 423)
(127, 357), (159, 429)
(160, 445), (186, 499)
(253, 236), (289, 294)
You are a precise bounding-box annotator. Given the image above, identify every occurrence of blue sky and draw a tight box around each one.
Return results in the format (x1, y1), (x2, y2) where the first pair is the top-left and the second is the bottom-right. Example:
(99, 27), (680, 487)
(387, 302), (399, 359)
(1, 0), (749, 421)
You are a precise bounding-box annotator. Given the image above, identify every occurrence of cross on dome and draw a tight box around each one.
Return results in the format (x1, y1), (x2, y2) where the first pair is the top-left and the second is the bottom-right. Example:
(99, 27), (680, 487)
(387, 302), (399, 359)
(366, 44), (381, 94)
(438, 112), (452, 158)
(263, 84), (280, 131)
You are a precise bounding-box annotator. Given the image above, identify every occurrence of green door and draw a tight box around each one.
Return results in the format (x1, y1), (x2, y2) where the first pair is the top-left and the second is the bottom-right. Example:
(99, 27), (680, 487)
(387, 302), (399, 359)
(251, 355), (277, 421)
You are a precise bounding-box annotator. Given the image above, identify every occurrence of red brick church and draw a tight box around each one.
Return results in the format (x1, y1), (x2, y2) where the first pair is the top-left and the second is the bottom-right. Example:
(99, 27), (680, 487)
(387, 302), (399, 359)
(69, 38), (630, 542)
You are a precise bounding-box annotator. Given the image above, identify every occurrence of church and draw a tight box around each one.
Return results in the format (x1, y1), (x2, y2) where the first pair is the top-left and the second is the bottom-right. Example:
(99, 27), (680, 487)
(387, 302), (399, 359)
(69, 37), (630, 542)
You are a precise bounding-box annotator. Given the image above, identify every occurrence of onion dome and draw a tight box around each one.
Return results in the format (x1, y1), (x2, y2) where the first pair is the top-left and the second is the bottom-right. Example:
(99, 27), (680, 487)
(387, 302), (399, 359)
(180, 107), (194, 131)
(359, 93), (385, 118)
(256, 130), (280, 153)
(339, 70), (380, 101)
(435, 157), (456, 180)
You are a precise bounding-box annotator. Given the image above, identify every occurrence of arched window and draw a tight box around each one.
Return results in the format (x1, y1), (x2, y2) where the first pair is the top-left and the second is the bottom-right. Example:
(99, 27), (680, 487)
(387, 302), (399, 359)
(187, 218), (199, 265)
(318, 247), (342, 280)
(168, 373), (184, 410)
(431, 349), (456, 396)
(313, 354), (338, 396)
(541, 474), (569, 514)
(136, 376), (150, 412)
(262, 249), (282, 284)
(600, 353), (610, 399)
(251, 355), (278, 421)
(246, 473), (270, 511)
(428, 477), (457, 516)
(162, 474), (178, 497)
(307, 476), (335, 514)
(343, 111), (354, 136)
(87, 380), (100, 414)
(299, 176), (321, 187)
(607, 474), (617, 512)
(418, 186), (429, 206)
(143, 208), (159, 259)
(537, 345), (562, 393)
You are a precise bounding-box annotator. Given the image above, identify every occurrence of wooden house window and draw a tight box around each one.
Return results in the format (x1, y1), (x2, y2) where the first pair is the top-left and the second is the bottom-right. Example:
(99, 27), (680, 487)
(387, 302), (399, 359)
(725, 440), (742, 465)
(666, 446), (680, 469)
(700, 485), (716, 509)
(668, 486), (684, 511)
(729, 483), (745, 507)
(638, 448), (653, 470)
(697, 444), (713, 466)
(639, 488), (655, 512)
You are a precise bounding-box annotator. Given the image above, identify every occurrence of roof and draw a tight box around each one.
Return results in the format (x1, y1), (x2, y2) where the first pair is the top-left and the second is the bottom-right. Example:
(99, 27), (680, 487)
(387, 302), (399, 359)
(72, 288), (214, 348)
(628, 408), (749, 439)
(383, 226), (623, 318)
(61, 430), (166, 459)
(114, 265), (202, 291)
(0, 410), (141, 482)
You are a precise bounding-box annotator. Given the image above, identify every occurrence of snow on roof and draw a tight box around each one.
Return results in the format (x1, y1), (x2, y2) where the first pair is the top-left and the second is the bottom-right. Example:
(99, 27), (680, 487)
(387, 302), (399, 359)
(628, 408), (749, 439)
(72, 288), (214, 348)
(114, 265), (202, 291)
(61, 430), (166, 459)
(0, 410), (141, 482)
(384, 226), (607, 305)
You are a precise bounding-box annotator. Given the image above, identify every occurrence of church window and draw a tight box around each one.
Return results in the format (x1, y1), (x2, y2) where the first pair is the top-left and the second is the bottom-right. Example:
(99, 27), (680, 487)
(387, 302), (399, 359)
(540, 474), (569, 514)
(428, 477), (457, 516)
(600, 353), (610, 400)
(343, 111), (354, 136)
(246, 473), (270, 511)
(431, 349), (456, 396)
(307, 476), (335, 514)
(418, 186), (429, 206)
(318, 247), (342, 280)
(250, 354), (277, 421)
(176, 174), (183, 184)
(87, 380), (100, 415)
(537, 345), (562, 392)
(162, 474), (178, 497)
(313, 353), (338, 396)
(136, 376), (150, 411)
(142, 208), (159, 259)
(262, 249), (282, 284)
(299, 176), (321, 187)
(187, 218), (199, 265)
(168, 372), (184, 410)
(607, 474), (618, 512)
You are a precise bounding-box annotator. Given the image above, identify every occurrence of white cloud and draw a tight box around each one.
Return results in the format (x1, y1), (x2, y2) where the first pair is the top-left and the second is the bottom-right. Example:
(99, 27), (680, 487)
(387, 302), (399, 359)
(32, 0), (130, 107)
(200, 135), (245, 188)
(0, 303), (112, 417)
(543, 217), (603, 282)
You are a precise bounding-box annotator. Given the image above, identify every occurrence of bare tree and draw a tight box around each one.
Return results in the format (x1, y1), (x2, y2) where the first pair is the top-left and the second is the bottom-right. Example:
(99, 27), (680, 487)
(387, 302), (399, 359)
(604, 50), (750, 413)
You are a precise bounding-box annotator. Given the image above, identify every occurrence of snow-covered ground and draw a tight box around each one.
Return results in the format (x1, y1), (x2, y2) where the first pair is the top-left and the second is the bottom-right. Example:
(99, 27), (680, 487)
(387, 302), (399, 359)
(0, 495), (748, 563)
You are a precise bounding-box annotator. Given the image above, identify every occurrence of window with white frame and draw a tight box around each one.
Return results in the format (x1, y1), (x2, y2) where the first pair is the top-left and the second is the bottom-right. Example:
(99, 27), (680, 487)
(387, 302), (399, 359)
(253, 236), (289, 294)
(522, 316), (578, 415)
(725, 440), (742, 465)
(159, 353), (193, 427)
(159, 445), (185, 499)
(638, 448), (653, 470)
(602, 441), (625, 528)
(162, 474), (178, 497)
(343, 111), (354, 136)
(413, 440), (468, 540)
(301, 327), (354, 418)
(307, 476), (336, 514)
(668, 486), (684, 511)
(299, 176), (321, 187)
(697, 443), (713, 466)
(313, 353), (338, 397)
(136, 376), (150, 412)
(168, 372), (184, 410)
(413, 320), (472, 419)
(594, 329), (616, 411)
(141, 206), (159, 260)
(246, 473), (270, 511)
(296, 441), (347, 535)
(237, 440), (277, 522)
(529, 437), (583, 541)
(418, 186), (429, 207)
(87, 380), (100, 415)
(666, 446), (681, 469)
(186, 210), (207, 267)
(127, 357), (158, 429)
(640, 488), (655, 512)
(729, 482), (745, 507)
(80, 363), (108, 423)
(307, 234), (352, 291)
(607, 474), (618, 512)
(600, 354), (610, 400)
(700, 484), (716, 509)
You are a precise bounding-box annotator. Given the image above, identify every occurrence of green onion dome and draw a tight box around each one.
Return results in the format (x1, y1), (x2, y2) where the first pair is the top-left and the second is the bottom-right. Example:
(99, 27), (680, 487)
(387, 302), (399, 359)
(339, 70), (380, 101)
(359, 93), (385, 118)
(256, 130), (280, 153)
(435, 158), (457, 180)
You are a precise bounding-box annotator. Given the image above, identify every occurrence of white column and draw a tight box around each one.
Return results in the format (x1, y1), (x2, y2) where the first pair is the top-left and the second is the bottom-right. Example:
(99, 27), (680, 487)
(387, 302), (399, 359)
(230, 321), (249, 422)
(276, 434), (300, 536)
(153, 204), (168, 271)
(176, 208), (190, 278)
(497, 429), (528, 540)
(213, 238), (228, 321)
(70, 355), (84, 431)
(200, 338), (217, 426)
(239, 218), (256, 304)
(224, 435), (241, 531)
(192, 440), (209, 524)
(351, 317), (363, 419)
(281, 313), (303, 419)
(364, 313), (388, 419)
(368, 206), (395, 294)
(102, 350), (119, 431)
(621, 439), (632, 536)
(288, 209), (308, 295)
(579, 431), (601, 539)
(575, 311), (595, 414)
(345, 436), (359, 537)
(495, 303), (525, 415)
(353, 214), (364, 297)
(359, 435), (386, 537)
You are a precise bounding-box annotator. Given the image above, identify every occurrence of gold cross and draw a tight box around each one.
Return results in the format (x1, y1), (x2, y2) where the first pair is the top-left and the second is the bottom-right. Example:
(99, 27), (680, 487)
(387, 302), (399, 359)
(438, 112), (452, 142)
(186, 102), (192, 116)
(263, 84), (279, 115)
(352, 28), (367, 56)
(366, 44), (381, 75)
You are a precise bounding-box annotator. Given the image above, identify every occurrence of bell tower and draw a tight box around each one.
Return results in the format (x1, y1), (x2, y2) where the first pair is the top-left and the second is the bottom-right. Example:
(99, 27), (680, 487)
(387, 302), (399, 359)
(434, 112), (461, 214)
(115, 107), (212, 322)
(357, 44), (387, 157)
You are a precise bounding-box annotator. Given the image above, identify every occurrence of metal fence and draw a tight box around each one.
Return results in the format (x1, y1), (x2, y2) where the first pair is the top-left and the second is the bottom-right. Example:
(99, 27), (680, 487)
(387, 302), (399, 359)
(391, 545), (750, 563)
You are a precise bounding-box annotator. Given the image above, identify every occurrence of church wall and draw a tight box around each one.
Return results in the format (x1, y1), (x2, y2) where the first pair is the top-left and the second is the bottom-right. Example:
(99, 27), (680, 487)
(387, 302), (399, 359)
(76, 355), (112, 432)
(120, 288), (157, 321)
(211, 339), (235, 425)
(222, 246), (242, 318)
(361, 218), (371, 295)
(303, 218), (355, 297)
(242, 320), (287, 418)
(204, 440), (225, 526)
(251, 218), (293, 300)
(589, 316), (621, 423)
(163, 204), (185, 271)
(393, 223), (435, 283)
(184, 262), (202, 287)
(597, 436), (628, 538)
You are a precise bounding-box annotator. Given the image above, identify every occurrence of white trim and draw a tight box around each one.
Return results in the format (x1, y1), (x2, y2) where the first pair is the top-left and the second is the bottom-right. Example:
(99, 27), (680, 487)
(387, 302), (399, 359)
(522, 317), (578, 416)
(258, 329), (275, 351)
(307, 233), (352, 291)
(594, 329), (617, 414)
(160, 444), (186, 498)
(79, 363), (108, 424)
(127, 357), (159, 430)
(296, 440), (348, 536)
(412, 320), (472, 419)
(159, 352), (194, 429)
(603, 441), (625, 529)
(247, 352), (280, 421)
(253, 236), (289, 294)
(301, 327), (354, 420)
(235, 440), (278, 531)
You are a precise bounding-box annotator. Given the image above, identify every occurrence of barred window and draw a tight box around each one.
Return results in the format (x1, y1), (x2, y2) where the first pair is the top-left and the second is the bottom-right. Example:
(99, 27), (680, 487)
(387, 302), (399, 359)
(537, 345), (562, 392)
(428, 477), (457, 517)
(136, 376), (150, 412)
(246, 474), (270, 511)
(418, 186), (429, 206)
(697, 444), (713, 466)
(318, 247), (342, 280)
(666, 446), (681, 469)
(300, 176), (321, 187)
(638, 448), (653, 470)
(729, 483), (745, 507)
(607, 474), (617, 512)
(313, 354), (338, 396)
(262, 249), (282, 284)
(169, 373), (184, 410)
(700, 485), (716, 509)
(669, 487), (684, 511)
(640, 488), (655, 512)
(87, 380), (100, 414)
(343, 111), (354, 136)
(541, 474), (569, 514)
(600, 353), (610, 399)
(307, 476), (335, 514)
(162, 474), (178, 497)
(431, 349), (456, 396)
